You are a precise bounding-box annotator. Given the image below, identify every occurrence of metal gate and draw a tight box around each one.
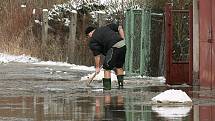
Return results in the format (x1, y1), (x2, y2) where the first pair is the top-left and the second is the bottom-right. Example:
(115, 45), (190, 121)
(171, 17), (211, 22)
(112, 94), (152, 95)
(125, 9), (165, 76)
(165, 3), (193, 85)
(125, 9), (152, 76)
(199, 0), (215, 89)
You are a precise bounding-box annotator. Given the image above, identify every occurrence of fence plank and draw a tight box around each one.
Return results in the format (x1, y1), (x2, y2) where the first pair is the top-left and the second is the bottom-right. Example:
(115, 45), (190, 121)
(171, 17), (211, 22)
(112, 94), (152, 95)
(42, 9), (48, 46)
(68, 10), (77, 63)
(97, 12), (106, 27)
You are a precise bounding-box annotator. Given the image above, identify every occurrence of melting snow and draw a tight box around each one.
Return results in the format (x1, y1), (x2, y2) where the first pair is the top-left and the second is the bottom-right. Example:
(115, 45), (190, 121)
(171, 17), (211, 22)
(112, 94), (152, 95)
(45, 87), (64, 92)
(34, 61), (72, 66)
(0, 53), (94, 71)
(80, 69), (117, 81)
(0, 53), (166, 82)
(0, 53), (39, 63)
(152, 89), (192, 103)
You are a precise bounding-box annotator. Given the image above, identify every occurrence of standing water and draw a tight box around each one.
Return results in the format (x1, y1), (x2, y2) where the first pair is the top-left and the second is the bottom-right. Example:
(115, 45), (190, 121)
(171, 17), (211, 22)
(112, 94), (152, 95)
(0, 86), (214, 121)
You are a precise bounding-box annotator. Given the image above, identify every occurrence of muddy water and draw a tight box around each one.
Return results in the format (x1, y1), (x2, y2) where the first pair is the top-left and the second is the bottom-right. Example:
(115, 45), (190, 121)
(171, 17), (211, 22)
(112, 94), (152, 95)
(0, 63), (215, 121)
(0, 87), (214, 121)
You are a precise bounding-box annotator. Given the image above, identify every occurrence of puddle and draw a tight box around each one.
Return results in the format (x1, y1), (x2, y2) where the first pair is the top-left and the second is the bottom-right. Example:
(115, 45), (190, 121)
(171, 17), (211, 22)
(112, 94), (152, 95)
(0, 86), (214, 121)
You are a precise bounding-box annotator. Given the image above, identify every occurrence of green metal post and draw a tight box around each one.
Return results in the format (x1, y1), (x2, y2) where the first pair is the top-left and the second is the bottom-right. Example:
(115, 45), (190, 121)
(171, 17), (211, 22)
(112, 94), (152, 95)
(125, 10), (130, 74)
(143, 106), (152, 120)
(140, 10), (145, 75)
(148, 9), (152, 69)
(143, 10), (148, 75)
(141, 9), (149, 75)
(143, 9), (151, 75)
(125, 8), (152, 76)
(129, 9), (134, 74)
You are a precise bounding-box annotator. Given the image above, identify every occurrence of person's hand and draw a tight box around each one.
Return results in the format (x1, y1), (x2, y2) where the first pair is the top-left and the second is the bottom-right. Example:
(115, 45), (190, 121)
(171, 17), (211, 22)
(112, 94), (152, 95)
(95, 67), (100, 74)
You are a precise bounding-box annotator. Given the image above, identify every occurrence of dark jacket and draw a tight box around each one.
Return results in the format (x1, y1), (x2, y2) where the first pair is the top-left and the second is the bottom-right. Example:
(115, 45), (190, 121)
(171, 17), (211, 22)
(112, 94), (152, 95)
(89, 23), (122, 56)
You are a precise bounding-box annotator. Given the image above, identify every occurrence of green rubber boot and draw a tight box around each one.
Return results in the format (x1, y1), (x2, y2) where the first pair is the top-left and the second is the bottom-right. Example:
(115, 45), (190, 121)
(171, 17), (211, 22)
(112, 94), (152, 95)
(103, 78), (111, 90)
(117, 75), (124, 88)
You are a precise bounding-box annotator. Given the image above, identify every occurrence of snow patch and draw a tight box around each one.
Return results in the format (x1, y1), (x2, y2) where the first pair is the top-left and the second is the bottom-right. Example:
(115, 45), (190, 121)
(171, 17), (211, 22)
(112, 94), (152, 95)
(32, 9), (36, 14)
(21, 5), (26, 8)
(0, 53), (95, 72)
(71, 10), (77, 13)
(34, 20), (41, 24)
(0, 53), (166, 82)
(43, 9), (48, 12)
(34, 61), (72, 66)
(152, 89), (192, 104)
(33, 61), (95, 71)
(69, 64), (95, 71)
(95, 11), (106, 14)
(0, 53), (39, 63)
(80, 69), (117, 81)
(129, 75), (166, 83)
(92, 89), (103, 92)
(45, 87), (64, 91)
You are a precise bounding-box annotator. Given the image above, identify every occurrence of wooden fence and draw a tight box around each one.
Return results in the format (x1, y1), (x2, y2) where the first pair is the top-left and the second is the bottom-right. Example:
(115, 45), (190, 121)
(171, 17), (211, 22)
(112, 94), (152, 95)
(0, 0), (107, 66)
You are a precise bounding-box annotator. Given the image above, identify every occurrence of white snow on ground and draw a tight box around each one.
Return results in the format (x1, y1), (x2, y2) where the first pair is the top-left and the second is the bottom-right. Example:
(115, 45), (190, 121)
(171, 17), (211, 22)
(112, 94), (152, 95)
(131, 75), (166, 83)
(0, 53), (95, 71)
(0, 53), (39, 63)
(151, 89), (192, 119)
(152, 89), (192, 103)
(34, 61), (72, 66)
(33, 61), (95, 71)
(80, 71), (166, 82)
(0, 53), (166, 82)
(80, 69), (117, 81)
(156, 77), (166, 83)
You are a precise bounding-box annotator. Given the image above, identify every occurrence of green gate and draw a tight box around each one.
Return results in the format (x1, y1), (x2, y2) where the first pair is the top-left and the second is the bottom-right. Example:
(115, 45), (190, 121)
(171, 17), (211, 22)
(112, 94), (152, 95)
(125, 9), (165, 76)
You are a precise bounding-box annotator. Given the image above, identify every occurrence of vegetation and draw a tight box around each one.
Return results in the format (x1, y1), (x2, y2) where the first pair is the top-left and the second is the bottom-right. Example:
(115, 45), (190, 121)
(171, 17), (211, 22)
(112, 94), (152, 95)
(0, 0), (192, 66)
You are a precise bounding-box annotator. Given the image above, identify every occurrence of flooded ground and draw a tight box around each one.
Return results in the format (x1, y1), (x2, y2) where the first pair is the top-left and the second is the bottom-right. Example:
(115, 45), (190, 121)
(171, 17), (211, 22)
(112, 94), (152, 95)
(0, 63), (215, 121)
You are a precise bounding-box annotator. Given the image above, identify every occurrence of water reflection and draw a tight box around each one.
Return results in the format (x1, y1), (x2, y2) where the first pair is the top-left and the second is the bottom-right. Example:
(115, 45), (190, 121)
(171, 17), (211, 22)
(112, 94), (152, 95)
(152, 106), (192, 120)
(93, 95), (125, 121)
(0, 96), (44, 121)
(0, 93), (214, 121)
(199, 105), (215, 121)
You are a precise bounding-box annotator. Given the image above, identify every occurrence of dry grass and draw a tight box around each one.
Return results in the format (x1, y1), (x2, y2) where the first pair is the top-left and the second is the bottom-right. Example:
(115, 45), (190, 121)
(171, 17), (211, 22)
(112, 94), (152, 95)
(0, 0), (94, 65)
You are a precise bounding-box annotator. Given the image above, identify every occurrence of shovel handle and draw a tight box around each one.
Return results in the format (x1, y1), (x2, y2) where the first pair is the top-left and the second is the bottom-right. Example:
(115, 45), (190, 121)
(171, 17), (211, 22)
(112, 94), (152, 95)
(87, 72), (97, 85)
(87, 65), (103, 86)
